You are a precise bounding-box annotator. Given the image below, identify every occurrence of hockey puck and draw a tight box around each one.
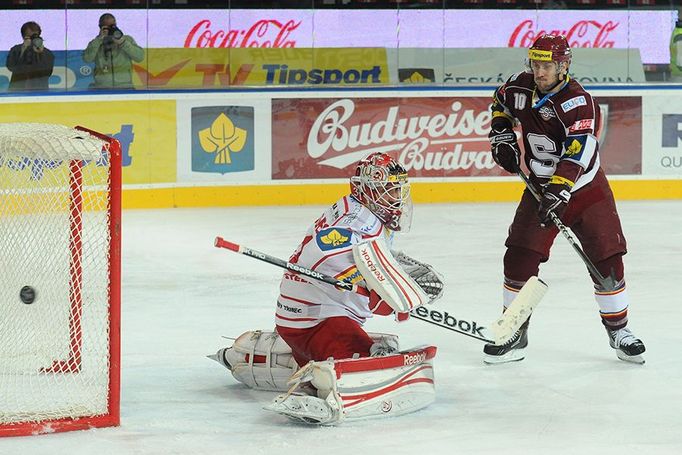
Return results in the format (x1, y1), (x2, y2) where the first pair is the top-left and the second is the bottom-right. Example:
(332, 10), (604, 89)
(20, 286), (36, 304)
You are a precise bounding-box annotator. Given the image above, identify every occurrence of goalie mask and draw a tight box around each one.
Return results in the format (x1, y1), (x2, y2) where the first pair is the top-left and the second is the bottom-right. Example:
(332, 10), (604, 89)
(350, 152), (412, 232)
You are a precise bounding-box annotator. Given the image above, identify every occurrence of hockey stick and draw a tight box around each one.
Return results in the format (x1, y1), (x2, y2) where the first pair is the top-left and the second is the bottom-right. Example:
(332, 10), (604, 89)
(517, 171), (618, 292)
(215, 237), (546, 344)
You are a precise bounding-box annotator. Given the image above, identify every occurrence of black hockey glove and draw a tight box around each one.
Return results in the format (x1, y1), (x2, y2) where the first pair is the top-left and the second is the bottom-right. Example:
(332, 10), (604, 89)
(488, 126), (521, 174)
(538, 179), (573, 226)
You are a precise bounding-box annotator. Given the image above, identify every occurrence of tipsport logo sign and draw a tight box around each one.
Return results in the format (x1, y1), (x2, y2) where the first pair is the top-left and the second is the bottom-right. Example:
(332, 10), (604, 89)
(261, 64), (382, 85)
(191, 106), (254, 174)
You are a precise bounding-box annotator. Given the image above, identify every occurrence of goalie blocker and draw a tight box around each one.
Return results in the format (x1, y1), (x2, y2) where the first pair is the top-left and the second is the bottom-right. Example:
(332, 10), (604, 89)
(353, 237), (442, 316)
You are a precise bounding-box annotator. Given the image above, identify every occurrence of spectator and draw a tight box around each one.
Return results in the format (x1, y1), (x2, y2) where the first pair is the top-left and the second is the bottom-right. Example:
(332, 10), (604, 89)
(6, 21), (55, 91)
(83, 13), (144, 89)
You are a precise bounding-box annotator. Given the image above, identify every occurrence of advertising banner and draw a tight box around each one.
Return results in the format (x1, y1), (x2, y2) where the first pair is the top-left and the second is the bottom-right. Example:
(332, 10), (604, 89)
(0, 48), (388, 91)
(0, 99), (177, 184)
(393, 48), (646, 85)
(643, 95), (682, 176)
(0, 9), (675, 64)
(175, 96), (272, 184)
(271, 96), (641, 179)
(0, 50), (77, 91)
(133, 48), (388, 88)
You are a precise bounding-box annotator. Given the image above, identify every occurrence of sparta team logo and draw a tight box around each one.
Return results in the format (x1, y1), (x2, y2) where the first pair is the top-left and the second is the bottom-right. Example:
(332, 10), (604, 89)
(538, 106), (555, 121)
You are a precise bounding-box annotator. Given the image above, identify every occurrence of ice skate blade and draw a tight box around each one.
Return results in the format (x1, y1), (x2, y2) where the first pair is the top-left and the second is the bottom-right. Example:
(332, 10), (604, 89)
(616, 350), (645, 365)
(483, 350), (526, 365)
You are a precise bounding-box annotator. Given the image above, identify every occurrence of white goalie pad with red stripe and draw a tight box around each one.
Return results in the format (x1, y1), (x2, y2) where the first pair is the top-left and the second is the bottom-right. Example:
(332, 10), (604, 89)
(209, 331), (401, 393)
(265, 345), (437, 425)
(334, 345), (437, 421)
(208, 330), (298, 392)
(353, 238), (430, 313)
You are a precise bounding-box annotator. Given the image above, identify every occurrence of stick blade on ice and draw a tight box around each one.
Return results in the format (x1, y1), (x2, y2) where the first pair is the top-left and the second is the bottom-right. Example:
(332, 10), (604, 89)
(491, 276), (548, 345)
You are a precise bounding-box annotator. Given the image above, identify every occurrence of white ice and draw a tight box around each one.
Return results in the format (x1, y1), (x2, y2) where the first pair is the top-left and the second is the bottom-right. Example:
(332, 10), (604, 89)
(3, 199), (682, 454)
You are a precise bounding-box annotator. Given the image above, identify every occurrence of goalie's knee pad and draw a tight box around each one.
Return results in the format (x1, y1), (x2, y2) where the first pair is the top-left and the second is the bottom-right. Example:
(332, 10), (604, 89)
(209, 330), (298, 392)
(265, 345), (437, 425)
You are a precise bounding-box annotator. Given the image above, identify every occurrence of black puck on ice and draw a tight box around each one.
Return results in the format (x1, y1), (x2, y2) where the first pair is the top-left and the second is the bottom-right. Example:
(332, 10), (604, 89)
(20, 286), (36, 304)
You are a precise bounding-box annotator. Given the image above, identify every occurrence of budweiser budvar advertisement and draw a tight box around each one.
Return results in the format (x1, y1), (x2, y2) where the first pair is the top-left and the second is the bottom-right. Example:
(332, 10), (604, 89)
(271, 96), (642, 179)
(0, 9), (674, 64)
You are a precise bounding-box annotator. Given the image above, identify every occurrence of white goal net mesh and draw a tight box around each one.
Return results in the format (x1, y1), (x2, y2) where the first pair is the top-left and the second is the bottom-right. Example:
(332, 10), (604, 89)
(0, 124), (115, 427)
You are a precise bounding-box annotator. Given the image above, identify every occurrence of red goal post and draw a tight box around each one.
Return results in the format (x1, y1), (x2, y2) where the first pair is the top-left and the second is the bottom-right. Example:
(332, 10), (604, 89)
(0, 124), (121, 437)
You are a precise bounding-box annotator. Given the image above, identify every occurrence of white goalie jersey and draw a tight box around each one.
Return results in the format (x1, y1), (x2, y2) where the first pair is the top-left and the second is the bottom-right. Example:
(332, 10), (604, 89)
(276, 195), (390, 329)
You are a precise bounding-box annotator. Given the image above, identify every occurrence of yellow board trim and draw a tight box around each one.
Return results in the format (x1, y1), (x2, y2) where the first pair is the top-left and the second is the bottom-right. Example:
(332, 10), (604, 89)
(121, 180), (682, 209)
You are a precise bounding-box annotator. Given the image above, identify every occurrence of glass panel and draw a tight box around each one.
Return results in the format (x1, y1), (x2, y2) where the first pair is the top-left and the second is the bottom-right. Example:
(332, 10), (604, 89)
(66, 7), (149, 90)
(1, 9), (67, 92)
(0, 1), (680, 92)
(397, 5), (444, 85)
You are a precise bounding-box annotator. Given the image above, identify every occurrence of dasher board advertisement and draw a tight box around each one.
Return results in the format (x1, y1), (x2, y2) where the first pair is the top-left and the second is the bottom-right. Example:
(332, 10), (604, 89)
(271, 96), (641, 180)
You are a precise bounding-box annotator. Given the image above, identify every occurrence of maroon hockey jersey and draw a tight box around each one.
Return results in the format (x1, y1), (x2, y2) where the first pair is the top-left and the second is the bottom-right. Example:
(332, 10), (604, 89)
(492, 71), (601, 191)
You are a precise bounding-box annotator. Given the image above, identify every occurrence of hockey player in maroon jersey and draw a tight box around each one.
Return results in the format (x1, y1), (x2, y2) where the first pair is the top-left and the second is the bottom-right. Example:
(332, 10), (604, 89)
(485, 34), (645, 364)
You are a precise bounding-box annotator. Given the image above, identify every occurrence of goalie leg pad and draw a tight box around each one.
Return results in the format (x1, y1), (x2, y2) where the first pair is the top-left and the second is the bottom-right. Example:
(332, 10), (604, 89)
(265, 345), (437, 425)
(209, 330), (298, 392)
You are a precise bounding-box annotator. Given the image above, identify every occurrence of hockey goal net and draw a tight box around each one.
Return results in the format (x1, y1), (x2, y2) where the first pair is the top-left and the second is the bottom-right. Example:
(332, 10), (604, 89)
(0, 124), (121, 437)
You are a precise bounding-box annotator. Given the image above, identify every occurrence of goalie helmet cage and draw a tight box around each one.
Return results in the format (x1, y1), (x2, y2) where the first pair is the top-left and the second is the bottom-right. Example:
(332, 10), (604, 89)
(0, 124), (121, 437)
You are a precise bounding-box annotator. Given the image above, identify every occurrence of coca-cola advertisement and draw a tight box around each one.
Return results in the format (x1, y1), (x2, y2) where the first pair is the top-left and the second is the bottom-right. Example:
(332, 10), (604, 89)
(183, 18), (302, 48)
(0, 9), (675, 64)
(508, 19), (618, 49)
(271, 96), (641, 179)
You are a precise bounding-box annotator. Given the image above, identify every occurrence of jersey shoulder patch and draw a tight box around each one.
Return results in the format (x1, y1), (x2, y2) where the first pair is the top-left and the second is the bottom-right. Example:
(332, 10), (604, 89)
(316, 227), (353, 251)
(560, 95), (587, 113)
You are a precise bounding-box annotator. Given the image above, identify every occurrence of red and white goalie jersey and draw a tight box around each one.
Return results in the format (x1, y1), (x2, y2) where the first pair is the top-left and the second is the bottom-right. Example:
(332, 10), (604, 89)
(276, 195), (390, 329)
(492, 71), (601, 191)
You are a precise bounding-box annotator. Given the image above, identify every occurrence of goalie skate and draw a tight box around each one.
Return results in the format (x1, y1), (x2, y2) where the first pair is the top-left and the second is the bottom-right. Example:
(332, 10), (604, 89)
(607, 327), (646, 365)
(265, 392), (341, 425)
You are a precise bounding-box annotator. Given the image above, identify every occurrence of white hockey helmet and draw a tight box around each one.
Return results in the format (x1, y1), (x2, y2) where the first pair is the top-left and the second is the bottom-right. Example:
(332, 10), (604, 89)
(350, 152), (412, 231)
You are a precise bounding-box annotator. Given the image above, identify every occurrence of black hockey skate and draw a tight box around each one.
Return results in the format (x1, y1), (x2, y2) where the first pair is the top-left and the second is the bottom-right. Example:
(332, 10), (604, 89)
(483, 322), (529, 364)
(607, 327), (646, 364)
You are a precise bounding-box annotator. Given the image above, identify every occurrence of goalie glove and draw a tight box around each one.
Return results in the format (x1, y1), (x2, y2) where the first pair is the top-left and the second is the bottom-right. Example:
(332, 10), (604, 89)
(392, 251), (444, 304)
(369, 290), (410, 322)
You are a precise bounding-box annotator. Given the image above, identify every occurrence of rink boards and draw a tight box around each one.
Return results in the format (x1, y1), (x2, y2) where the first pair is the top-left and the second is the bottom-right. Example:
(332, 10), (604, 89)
(1, 86), (681, 208)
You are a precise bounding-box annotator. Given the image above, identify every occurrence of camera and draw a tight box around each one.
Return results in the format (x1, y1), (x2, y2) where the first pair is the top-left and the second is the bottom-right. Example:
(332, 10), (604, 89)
(30, 33), (43, 50)
(103, 26), (124, 44)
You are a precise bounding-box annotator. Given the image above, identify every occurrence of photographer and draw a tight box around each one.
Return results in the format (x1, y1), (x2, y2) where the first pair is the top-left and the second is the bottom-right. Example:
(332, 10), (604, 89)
(6, 21), (55, 91)
(83, 13), (144, 89)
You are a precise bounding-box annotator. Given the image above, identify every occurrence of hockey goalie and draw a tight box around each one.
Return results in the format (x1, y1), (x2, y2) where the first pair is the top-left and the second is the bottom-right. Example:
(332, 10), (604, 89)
(209, 152), (444, 425)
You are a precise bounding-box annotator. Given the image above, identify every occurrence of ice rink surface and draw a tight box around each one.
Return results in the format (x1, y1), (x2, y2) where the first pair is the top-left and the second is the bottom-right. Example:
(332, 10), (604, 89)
(3, 199), (682, 454)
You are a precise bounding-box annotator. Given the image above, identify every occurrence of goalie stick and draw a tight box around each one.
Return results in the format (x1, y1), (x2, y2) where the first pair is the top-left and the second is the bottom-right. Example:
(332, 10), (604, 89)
(214, 236), (546, 345)
(517, 170), (619, 292)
